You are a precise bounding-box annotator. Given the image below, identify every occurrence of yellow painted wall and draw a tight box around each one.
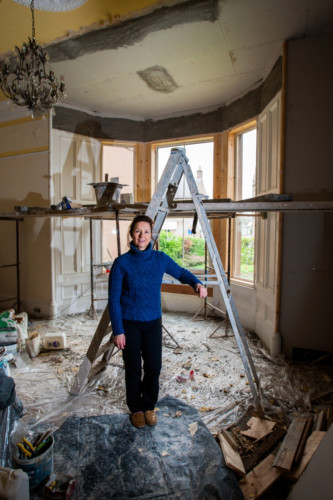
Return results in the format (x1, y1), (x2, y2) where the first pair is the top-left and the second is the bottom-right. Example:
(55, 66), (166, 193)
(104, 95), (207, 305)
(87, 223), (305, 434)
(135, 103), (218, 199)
(0, 115), (53, 315)
(0, 117), (49, 159)
(0, 0), (165, 54)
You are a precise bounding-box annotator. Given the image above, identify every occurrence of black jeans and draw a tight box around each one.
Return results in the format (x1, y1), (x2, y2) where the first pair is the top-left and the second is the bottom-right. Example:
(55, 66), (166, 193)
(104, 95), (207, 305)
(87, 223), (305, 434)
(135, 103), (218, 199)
(122, 318), (162, 413)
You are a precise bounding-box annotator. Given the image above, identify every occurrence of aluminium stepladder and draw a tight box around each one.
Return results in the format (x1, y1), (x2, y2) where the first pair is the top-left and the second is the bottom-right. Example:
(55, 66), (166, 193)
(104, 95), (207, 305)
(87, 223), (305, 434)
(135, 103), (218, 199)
(70, 148), (263, 413)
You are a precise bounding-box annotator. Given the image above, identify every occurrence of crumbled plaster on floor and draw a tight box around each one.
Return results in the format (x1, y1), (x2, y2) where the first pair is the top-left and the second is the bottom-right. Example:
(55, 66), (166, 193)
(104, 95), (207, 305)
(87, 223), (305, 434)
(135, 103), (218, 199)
(10, 311), (333, 435)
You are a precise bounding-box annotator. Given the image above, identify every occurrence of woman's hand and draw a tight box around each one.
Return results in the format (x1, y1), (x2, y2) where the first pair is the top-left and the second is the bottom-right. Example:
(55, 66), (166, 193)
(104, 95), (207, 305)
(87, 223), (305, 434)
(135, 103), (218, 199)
(195, 283), (208, 298)
(114, 333), (126, 350)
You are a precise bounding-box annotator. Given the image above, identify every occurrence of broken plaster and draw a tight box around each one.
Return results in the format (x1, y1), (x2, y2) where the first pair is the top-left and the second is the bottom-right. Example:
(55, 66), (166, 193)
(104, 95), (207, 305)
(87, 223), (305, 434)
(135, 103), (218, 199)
(47, 0), (219, 62)
(137, 65), (179, 93)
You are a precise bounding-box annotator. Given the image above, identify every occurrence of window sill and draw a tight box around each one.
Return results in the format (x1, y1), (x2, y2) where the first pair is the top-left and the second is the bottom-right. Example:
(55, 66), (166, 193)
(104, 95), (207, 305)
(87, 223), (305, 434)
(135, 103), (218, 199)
(161, 284), (213, 297)
(230, 278), (254, 289)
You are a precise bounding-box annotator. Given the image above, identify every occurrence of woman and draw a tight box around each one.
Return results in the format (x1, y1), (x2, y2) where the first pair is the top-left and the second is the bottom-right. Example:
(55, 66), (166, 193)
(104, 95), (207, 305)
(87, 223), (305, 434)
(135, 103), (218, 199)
(108, 215), (207, 429)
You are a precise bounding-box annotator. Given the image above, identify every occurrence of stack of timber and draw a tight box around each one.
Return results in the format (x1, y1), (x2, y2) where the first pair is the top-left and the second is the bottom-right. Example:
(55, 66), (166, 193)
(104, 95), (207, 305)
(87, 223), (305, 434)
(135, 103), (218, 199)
(215, 407), (332, 499)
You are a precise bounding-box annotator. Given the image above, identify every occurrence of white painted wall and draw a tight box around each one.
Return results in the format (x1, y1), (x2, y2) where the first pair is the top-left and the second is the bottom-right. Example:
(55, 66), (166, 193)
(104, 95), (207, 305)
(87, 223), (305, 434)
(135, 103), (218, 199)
(254, 92), (281, 354)
(51, 129), (101, 316)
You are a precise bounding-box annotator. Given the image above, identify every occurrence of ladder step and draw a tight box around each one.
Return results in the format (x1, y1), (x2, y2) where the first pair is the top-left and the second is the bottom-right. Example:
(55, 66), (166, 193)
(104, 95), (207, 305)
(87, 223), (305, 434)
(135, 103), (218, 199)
(88, 360), (108, 381)
(103, 326), (112, 337)
(96, 340), (114, 359)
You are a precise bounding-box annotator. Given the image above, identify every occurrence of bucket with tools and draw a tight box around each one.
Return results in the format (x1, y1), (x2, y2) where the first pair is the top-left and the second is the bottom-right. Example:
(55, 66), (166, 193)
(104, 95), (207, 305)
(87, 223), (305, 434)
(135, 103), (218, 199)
(14, 431), (54, 489)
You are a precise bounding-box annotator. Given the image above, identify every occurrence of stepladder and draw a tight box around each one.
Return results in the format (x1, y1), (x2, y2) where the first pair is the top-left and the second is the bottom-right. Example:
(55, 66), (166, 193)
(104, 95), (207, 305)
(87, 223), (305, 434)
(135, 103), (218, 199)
(70, 148), (263, 413)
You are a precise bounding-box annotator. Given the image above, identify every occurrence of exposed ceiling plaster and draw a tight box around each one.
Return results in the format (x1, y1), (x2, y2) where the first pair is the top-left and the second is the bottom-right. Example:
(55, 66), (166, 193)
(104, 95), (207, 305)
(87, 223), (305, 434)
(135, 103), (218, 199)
(137, 66), (179, 93)
(1, 0), (333, 121)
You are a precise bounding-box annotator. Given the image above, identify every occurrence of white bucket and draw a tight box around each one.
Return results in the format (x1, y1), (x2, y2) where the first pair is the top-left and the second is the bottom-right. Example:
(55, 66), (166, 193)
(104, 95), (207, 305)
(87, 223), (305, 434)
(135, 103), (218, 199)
(0, 467), (29, 500)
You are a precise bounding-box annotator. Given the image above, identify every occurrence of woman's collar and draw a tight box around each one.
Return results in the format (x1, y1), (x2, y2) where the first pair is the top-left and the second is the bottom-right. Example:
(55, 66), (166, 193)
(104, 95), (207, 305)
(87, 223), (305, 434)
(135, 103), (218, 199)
(129, 241), (153, 257)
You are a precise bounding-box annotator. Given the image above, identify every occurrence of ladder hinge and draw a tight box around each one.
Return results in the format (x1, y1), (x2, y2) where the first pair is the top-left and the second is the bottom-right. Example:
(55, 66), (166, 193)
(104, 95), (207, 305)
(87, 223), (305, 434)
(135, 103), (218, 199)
(166, 184), (178, 209)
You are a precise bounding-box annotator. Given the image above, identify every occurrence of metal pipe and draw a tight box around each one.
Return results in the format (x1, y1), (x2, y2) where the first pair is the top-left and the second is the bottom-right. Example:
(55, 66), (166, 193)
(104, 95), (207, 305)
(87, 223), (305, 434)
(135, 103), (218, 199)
(115, 209), (121, 256)
(204, 242), (207, 320)
(16, 220), (21, 313)
(88, 219), (97, 320)
(225, 216), (231, 337)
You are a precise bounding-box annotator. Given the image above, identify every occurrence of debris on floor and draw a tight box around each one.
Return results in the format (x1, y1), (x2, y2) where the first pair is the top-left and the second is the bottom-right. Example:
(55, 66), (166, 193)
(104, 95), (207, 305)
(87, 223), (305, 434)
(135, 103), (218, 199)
(217, 402), (332, 498)
(1, 310), (332, 498)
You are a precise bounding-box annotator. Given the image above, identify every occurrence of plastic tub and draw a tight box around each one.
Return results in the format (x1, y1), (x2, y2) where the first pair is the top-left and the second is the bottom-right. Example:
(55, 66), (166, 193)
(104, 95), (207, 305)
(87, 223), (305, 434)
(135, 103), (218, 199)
(0, 467), (29, 500)
(43, 333), (67, 350)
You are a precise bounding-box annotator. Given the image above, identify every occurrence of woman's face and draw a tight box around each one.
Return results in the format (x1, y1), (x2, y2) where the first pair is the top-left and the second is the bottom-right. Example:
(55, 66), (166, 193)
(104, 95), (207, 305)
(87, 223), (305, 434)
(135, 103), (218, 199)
(132, 221), (152, 251)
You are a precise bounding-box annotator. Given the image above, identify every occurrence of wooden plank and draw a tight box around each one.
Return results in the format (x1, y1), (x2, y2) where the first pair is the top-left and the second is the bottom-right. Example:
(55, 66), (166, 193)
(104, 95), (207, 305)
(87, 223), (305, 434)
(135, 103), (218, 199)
(161, 284), (213, 296)
(212, 133), (228, 264)
(96, 340), (114, 359)
(241, 417), (276, 441)
(242, 426), (286, 473)
(135, 143), (144, 202)
(218, 433), (246, 477)
(288, 431), (326, 481)
(294, 416), (313, 463)
(239, 452), (282, 499)
(86, 307), (111, 363)
(273, 417), (307, 471)
(135, 143), (151, 202)
(69, 306), (110, 395)
(171, 200), (333, 213)
(1, 199), (333, 220)
(325, 407), (333, 430)
(87, 360), (108, 381)
(143, 142), (152, 203)
(220, 429), (238, 450)
(313, 410), (325, 431)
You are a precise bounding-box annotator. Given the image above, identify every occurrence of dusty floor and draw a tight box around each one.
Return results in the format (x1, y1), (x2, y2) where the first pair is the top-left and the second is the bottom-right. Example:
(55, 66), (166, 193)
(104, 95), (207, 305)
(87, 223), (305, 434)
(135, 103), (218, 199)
(8, 310), (333, 435)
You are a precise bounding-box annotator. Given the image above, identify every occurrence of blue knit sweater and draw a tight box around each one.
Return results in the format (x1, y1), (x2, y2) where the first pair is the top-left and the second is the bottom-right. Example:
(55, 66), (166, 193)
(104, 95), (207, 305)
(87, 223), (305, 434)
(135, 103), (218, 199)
(108, 242), (202, 336)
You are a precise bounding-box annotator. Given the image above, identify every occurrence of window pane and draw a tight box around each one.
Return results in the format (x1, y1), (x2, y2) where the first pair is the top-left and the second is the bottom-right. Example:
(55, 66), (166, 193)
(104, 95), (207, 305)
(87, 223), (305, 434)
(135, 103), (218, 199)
(157, 141), (213, 269)
(159, 218), (206, 269)
(233, 128), (256, 282)
(233, 216), (255, 280)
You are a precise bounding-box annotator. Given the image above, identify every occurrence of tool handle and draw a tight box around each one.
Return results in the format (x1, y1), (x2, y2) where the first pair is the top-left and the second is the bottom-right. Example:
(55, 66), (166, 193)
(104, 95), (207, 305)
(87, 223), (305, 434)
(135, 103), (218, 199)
(17, 442), (31, 458)
(22, 437), (35, 452)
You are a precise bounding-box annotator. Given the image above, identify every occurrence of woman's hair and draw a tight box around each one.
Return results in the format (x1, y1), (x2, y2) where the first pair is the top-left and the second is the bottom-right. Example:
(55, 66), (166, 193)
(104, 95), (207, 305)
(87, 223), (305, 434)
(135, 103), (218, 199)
(129, 215), (154, 238)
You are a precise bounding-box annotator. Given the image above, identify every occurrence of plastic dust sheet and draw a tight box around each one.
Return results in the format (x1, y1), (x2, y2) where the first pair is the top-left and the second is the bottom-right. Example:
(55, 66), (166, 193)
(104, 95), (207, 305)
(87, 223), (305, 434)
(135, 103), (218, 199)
(30, 395), (244, 500)
(9, 311), (333, 436)
(0, 405), (20, 467)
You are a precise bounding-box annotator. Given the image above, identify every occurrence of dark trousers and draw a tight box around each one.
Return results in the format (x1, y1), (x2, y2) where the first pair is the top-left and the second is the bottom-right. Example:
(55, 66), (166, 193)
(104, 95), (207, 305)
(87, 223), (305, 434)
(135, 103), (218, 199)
(122, 318), (162, 413)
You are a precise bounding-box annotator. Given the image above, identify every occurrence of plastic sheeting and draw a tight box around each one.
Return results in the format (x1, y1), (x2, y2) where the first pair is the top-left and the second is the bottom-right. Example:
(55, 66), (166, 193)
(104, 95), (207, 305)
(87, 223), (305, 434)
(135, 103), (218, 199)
(8, 311), (333, 436)
(31, 395), (244, 500)
(0, 404), (21, 468)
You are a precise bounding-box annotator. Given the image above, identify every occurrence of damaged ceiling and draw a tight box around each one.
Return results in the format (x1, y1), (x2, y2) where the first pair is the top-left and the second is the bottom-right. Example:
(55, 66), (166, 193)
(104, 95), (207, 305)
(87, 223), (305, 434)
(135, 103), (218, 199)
(1, 0), (333, 120)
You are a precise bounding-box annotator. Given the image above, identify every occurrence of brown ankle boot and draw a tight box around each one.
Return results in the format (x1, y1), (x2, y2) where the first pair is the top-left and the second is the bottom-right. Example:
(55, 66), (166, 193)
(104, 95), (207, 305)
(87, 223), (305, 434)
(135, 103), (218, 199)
(130, 412), (145, 428)
(144, 410), (157, 426)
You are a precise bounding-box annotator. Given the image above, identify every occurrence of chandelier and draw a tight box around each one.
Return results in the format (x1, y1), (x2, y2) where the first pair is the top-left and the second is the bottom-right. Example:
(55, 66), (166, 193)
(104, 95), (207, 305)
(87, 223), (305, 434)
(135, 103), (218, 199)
(0, 0), (65, 114)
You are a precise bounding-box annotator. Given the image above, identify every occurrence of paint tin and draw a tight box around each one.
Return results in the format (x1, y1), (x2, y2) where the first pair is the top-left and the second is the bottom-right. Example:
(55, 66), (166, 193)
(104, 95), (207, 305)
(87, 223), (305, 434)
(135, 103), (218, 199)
(14, 436), (54, 489)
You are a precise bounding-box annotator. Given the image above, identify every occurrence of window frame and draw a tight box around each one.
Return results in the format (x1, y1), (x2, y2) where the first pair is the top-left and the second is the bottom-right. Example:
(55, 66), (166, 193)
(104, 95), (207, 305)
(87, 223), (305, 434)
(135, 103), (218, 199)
(229, 121), (257, 287)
